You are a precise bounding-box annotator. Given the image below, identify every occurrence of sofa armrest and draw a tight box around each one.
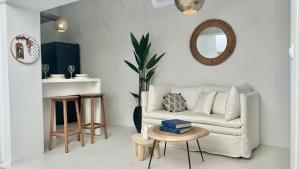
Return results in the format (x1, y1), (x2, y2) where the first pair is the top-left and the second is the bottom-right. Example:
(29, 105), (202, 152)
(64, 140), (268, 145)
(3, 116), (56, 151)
(141, 91), (149, 114)
(240, 92), (260, 152)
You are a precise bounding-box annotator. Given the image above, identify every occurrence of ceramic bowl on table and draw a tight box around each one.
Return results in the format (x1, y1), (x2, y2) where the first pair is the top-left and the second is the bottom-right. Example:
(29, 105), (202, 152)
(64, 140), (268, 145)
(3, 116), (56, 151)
(75, 74), (88, 77)
(74, 76), (90, 79)
(75, 74), (90, 79)
(49, 74), (66, 79)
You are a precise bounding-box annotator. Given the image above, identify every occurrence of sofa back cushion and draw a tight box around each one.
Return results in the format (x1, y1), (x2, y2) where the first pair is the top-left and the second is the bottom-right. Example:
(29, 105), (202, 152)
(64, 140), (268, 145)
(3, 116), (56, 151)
(225, 86), (241, 121)
(205, 83), (253, 120)
(212, 91), (228, 115)
(193, 91), (217, 115)
(147, 85), (170, 112)
(170, 85), (203, 109)
(204, 83), (253, 93)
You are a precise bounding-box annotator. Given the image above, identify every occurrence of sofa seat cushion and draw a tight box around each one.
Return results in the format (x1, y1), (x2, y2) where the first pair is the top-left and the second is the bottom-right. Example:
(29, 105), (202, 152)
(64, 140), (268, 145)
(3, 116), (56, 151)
(143, 110), (242, 129)
(143, 118), (243, 136)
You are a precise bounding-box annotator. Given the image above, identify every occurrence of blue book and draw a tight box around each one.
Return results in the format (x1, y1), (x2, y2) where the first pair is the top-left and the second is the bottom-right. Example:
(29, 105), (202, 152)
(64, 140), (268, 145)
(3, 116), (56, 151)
(160, 126), (192, 134)
(162, 119), (191, 129)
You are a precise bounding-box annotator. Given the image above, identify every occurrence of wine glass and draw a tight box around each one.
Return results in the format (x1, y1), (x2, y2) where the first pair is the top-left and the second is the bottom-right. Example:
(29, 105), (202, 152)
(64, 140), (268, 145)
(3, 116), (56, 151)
(68, 65), (75, 79)
(42, 64), (49, 79)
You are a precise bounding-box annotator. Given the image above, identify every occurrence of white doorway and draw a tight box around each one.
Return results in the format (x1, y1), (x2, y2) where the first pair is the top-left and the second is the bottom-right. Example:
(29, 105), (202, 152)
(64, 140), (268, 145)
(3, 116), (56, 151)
(290, 0), (300, 168)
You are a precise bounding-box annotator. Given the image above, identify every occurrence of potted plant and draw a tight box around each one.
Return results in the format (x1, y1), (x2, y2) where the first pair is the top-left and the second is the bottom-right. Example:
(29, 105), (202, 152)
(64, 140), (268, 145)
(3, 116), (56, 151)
(124, 33), (165, 132)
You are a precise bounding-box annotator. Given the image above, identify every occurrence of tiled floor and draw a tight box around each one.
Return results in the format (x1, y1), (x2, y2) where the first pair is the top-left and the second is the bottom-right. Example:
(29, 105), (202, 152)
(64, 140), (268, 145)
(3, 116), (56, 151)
(7, 125), (289, 169)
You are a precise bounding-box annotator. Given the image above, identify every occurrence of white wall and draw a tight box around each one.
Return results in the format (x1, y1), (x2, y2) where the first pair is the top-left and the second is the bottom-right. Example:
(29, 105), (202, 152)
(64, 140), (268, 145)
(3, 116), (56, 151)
(41, 0), (290, 148)
(4, 4), (44, 162)
(0, 4), (5, 163)
(0, 3), (12, 167)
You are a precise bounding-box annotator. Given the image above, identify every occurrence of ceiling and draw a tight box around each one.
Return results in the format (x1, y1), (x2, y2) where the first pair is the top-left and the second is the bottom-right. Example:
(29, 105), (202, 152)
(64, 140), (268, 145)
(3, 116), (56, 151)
(1, 0), (174, 11)
(3, 0), (79, 11)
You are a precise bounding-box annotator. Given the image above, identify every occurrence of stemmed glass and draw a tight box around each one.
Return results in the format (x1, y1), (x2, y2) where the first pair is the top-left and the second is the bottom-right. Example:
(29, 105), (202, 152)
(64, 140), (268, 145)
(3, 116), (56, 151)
(68, 65), (75, 79)
(42, 64), (49, 79)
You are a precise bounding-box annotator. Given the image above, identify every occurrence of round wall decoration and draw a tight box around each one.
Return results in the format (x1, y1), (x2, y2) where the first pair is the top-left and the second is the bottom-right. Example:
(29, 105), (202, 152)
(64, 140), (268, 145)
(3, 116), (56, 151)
(10, 34), (40, 64)
(190, 19), (236, 66)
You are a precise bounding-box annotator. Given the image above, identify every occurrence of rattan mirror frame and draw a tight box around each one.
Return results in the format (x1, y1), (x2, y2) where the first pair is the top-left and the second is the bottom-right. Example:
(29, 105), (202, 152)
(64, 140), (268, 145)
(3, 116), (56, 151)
(190, 19), (236, 66)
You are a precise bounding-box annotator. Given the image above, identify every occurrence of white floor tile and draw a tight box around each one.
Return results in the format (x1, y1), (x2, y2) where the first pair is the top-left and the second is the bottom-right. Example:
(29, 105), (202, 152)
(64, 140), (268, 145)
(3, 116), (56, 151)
(6, 125), (289, 169)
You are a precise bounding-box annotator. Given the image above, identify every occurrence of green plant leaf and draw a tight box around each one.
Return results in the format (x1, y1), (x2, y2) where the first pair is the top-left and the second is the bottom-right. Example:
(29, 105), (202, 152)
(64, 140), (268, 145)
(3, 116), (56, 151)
(140, 35), (145, 49)
(140, 43), (151, 68)
(138, 43), (150, 68)
(146, 67), (156, 81)
(145, 33), (149, 46)
(146, 53), (165, 69)
(143, 43), (151, 58)
(130, 33), (142, 56)
(146, 54), (157, 69)
(140, 35), (145, 44)
(124, 60), (139, 73)
(130, 92), (139, 98)
(134, 52), (140, 67)
(140, 33), (149, 52)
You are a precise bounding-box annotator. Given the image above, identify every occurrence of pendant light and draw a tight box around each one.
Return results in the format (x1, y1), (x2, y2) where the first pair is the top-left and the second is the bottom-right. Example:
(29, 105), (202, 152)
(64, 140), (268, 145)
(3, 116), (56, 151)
(54, 18), (69, 32)
(54, 7), (69, 32)
(175, 0), (205, 15)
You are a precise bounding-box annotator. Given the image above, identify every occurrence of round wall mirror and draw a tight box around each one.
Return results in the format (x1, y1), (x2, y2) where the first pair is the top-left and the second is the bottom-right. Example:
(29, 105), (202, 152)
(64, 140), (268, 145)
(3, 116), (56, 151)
(190, 19), (236, 66)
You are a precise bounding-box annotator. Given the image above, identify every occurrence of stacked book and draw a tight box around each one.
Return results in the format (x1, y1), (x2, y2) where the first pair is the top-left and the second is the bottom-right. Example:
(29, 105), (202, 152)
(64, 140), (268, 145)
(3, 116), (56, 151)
(160, 119), (192, 134)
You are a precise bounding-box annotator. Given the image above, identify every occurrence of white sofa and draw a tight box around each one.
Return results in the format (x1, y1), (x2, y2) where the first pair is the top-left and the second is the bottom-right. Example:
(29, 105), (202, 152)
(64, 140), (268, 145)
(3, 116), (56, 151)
(141, 84), (260, 158)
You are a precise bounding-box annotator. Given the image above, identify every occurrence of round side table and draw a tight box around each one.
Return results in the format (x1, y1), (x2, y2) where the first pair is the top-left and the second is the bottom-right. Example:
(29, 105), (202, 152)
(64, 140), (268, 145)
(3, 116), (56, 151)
(147, 126), (209, 169)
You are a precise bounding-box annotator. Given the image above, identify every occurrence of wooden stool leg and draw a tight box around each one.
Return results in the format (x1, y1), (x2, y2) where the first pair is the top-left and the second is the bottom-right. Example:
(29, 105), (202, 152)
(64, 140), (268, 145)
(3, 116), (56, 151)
(63, 100), (69, 153)
(75, 99), (84, 147)
(133, 142), (138, 156)
(78, 98), (84, 141)
(101, 96), (108, 139)
(137, 145), (145, 161)
(48, 100), (55, 151)
(91, 97), (95, 144)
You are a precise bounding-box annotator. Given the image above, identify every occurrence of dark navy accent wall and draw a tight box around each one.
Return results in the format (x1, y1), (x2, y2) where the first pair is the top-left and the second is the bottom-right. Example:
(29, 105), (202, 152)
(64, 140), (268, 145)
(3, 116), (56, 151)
(42, 42), (81, 78)
(41, 42), (81, 124)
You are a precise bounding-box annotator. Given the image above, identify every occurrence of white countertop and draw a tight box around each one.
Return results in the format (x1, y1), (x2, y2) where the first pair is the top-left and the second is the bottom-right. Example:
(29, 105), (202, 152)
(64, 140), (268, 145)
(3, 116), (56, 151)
(42, 78), (100, 84)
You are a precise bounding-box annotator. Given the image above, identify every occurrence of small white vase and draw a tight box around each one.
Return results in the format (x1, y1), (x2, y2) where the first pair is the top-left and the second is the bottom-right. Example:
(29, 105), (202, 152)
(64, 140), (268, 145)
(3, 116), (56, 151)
(142, 125), (150, 140)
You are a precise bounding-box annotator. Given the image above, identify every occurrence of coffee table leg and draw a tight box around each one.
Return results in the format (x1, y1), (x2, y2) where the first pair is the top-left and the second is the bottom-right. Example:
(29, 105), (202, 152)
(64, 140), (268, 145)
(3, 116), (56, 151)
(196, 139), (204, 162)
(186, 142), (191, 169)
(164, 142), (167, 156)
(148, 140), (156, 169)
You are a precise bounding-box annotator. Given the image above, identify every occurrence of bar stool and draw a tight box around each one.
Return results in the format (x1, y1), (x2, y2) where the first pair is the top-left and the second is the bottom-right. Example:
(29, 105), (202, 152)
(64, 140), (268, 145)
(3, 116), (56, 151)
(48, 95), (84, 153)
(80, 93), (108, 144)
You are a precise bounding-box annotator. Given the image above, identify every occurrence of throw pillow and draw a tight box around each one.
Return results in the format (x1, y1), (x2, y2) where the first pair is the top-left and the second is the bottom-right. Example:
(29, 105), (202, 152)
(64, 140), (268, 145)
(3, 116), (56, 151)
(193, 91), (217, 115)
(163, 93), (188, 112)
(170, 86), (203, 110)
(147, 85), (170, 112)
(225, 86), (241, 121)
(212, 91), (228, 114)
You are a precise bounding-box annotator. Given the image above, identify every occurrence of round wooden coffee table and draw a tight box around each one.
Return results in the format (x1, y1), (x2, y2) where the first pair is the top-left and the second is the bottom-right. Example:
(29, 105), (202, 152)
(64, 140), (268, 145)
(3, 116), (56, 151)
(147, 126), (209, 169)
